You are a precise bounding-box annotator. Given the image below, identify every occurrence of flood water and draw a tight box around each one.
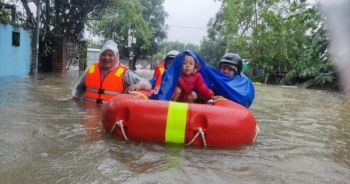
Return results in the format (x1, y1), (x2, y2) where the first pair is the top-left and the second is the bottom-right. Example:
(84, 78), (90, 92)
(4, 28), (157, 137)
(1, 70), (350, 183)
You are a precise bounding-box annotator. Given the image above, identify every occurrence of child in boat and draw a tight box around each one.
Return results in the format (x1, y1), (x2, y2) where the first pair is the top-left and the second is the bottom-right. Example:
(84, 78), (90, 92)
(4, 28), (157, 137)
(172, 54), (214, 103)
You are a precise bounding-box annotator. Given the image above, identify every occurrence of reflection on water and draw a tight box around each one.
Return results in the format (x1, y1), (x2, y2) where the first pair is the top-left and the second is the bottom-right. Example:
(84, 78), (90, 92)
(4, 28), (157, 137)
(0, 71), (350, 183)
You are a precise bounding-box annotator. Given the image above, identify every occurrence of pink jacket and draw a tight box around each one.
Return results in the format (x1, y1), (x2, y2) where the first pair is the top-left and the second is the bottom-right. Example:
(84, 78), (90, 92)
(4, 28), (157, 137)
(177, 70), (214, 101)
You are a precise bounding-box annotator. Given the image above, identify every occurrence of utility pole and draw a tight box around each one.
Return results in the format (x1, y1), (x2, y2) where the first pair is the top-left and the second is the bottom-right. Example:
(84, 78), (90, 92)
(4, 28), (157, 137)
(34, 0), (41, 75)
(225, 38), (230, 54)
(127, 24), (136, 70)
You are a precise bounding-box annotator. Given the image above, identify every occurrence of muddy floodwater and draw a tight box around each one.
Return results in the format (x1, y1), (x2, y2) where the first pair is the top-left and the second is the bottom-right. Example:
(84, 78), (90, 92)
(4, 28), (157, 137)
(1, 70), (349, 183)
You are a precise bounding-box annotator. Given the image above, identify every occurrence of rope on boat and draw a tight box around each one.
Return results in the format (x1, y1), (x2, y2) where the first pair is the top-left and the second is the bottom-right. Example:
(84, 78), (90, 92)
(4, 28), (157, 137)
(185, 127), (207, 147)
(253, 125), (260, 142)
(109, 120), (128, 140)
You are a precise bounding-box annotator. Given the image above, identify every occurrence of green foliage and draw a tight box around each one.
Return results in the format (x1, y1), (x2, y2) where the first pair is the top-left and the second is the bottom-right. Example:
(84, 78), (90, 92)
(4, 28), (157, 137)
(163, 41), (187, 52)
(158, 41), (200, 55)
(0, 8), (11, 22)
(154, 51), (163, 59)
(85, 39), (103, 48)
(138, 0), (167, 55)
(207, 0), (337, 89)
(244, 70), (265, 83)
(197, 38), (225, 67)
(41, 38), (51, 57)
(283, 4), (336, 88)
(87, 0), (167, 60)
(185, 43), (199, 52)
(0, 1), (23, 23)
(13, 0), (118, 42)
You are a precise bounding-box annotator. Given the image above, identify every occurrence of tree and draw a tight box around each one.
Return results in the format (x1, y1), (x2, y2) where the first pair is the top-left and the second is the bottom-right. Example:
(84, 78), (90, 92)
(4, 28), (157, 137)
(87, 0), (168, 70)
(164, 41), (186, 52)
(85, 39), (103, 48)
(197, 38), (225, 66)
(0, 2), (12, 22)
(184, 43), (199, 52)
(284, 3), (336, 89)
(14, 0), (149, 44)
(208, 0), (335, 89)
(137, 0), (167, 55)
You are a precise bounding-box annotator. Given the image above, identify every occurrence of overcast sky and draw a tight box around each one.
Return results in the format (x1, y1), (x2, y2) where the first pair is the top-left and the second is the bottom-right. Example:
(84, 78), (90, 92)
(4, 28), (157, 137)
(163, 0), (222, 45)
(162, 0), (324, 46)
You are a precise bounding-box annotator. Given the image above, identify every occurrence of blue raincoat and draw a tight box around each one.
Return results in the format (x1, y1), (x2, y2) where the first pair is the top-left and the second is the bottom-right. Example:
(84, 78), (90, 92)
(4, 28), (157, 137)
(151, 50), (255, 108)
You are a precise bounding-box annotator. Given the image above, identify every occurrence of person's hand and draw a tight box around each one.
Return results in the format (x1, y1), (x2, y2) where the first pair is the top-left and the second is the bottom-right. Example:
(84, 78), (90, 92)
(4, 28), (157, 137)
(70, 96), (81, 102)
(128, 83), (143, 92)
(207, 99), (214, 105)
(211, 95), (224, 100)
(154, 85), (160, 91)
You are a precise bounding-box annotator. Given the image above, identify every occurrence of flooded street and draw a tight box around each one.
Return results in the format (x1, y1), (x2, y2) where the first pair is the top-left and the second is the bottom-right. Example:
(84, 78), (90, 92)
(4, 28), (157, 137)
(1, 70), (350, 183)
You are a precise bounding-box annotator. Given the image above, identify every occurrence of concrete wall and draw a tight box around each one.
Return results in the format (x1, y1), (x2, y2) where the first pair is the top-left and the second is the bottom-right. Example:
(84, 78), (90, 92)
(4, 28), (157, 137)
(0, 23), (32, 76)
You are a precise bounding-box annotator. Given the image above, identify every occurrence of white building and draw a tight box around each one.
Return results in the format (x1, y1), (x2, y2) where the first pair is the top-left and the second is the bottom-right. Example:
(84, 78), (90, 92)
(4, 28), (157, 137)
(87, 48), (101, 67)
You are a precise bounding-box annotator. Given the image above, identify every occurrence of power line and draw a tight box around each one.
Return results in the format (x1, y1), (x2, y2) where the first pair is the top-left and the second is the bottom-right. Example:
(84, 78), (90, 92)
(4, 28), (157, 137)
(183, 37), (203, 42)
(168, 24), (206, 30)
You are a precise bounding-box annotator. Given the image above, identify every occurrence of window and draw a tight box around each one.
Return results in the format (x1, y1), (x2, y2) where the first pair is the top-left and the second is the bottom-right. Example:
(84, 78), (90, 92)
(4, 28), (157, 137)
(12, 31), (20, 46)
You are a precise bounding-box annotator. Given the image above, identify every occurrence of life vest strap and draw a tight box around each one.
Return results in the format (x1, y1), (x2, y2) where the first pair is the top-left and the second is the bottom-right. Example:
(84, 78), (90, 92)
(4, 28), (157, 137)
(103, 90), (123, 95)
(86, 87), (123, 95)
(83, 97), (108, 104)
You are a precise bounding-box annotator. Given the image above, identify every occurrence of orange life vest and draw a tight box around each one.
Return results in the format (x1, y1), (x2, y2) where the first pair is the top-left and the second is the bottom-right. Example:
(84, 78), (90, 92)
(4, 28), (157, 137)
(153, 64), (165, 87)
(84, 63), (128, 104)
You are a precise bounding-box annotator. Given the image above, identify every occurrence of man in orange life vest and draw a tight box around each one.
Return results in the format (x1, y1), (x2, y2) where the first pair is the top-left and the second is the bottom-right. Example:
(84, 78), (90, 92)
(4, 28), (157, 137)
(72, 40), (152, 104)
(152, 59), (164, 89)
(151, 50), (179, 90)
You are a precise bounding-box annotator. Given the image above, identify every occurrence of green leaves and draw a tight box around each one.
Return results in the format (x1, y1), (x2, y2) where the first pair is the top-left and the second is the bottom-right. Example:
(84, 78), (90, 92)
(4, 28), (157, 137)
(87, 0), (167, 60)
(206, 0), (336, 89)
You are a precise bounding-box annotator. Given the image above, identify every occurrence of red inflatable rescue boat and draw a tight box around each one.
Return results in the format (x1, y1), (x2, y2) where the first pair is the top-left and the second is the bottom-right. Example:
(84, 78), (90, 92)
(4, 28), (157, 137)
(102, 91), (258, 147)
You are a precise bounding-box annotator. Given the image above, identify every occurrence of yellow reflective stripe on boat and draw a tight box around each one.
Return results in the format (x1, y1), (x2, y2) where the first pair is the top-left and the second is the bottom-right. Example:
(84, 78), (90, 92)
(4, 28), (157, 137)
(165, 101), (188, 143)
(129, 91), (148, 99)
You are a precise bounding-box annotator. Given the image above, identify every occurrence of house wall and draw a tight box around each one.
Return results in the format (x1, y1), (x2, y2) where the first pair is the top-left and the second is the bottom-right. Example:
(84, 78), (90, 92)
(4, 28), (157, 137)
(0, 23), (32, 76)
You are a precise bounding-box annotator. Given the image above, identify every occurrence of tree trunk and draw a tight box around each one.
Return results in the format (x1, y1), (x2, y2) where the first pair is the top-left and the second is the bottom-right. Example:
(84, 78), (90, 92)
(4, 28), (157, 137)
(20, 0), (35, 27)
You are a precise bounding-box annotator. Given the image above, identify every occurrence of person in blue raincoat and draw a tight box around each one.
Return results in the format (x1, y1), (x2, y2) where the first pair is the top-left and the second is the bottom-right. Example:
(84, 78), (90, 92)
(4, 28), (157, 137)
(215, 53), (255, 107)
(156, 50), (255, 108)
